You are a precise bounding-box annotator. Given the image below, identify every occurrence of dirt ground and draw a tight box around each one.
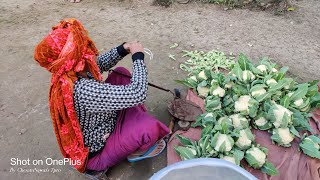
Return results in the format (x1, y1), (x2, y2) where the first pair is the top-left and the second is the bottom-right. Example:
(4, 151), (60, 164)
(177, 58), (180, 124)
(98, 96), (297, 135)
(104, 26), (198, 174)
(0, 0), (319, 179)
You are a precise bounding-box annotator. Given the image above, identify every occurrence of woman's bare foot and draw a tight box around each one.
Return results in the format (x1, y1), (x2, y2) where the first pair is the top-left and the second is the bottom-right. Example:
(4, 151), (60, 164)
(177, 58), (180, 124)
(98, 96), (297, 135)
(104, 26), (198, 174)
(128, 140), (166, 159)
(69, 0), (81, 3)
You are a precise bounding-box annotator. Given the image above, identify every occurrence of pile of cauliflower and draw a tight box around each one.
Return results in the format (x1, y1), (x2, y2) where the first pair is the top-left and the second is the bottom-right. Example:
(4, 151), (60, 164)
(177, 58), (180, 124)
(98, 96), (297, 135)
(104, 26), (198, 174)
(175, 53), (320, 176)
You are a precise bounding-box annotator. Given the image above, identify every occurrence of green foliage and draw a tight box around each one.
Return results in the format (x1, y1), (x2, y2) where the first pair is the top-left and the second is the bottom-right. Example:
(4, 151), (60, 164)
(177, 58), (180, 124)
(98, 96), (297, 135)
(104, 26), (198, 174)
(299, 134), (320, 159)
(175, 52), (320, 176)
(262, 162), (279, 176)
(199, 0), (288, 10)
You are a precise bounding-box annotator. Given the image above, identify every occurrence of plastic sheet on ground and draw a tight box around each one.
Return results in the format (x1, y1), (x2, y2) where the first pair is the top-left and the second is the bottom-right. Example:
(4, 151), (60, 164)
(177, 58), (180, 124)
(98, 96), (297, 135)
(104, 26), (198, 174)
(167, 88), (320, 180)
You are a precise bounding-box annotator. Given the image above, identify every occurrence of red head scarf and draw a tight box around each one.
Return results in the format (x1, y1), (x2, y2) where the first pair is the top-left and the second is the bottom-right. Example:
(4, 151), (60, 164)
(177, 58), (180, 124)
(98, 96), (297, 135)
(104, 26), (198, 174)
(34, 18), (102, 172)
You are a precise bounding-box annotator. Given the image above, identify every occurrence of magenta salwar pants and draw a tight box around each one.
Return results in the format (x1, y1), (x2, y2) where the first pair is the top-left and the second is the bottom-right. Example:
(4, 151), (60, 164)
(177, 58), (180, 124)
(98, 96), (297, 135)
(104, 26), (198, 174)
(86, 67), (169, 171)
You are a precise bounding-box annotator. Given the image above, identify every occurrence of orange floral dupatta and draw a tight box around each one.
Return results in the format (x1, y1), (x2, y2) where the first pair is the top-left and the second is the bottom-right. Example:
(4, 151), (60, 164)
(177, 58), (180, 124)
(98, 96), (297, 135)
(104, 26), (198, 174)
(34, 18), (102, 172)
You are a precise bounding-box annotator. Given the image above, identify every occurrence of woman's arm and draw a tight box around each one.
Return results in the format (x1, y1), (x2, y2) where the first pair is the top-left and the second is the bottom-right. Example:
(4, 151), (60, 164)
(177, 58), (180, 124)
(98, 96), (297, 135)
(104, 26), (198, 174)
(74, 53), (148, 112)
(97, 44), (129, 73)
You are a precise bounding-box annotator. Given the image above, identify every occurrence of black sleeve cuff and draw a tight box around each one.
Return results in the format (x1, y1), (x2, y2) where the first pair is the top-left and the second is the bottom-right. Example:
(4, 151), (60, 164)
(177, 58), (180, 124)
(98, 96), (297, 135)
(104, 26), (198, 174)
(132, 52), (144, 62)
(116, 43), (129, 57)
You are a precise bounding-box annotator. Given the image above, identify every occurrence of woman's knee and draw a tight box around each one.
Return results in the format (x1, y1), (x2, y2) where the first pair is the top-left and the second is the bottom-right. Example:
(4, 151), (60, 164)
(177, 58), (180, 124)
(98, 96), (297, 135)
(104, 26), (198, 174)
(106, 66), (132, 85)
(138, 119), (162, 138)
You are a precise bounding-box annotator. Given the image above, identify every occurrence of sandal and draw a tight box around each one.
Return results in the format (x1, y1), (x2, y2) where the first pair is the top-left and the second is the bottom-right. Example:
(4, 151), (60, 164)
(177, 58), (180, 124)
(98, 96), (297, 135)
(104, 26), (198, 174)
(127, 139), (166, 162)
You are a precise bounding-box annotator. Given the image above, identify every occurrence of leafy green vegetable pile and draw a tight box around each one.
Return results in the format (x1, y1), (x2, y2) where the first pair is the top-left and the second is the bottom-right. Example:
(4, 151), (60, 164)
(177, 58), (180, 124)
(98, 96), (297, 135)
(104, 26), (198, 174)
(179, 50), (235, 74)
(175, 52), (320, 176)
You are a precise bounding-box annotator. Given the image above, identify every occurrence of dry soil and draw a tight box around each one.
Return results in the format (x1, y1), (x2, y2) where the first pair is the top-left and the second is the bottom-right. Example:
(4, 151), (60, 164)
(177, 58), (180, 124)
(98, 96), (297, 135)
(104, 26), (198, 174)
(0, 0), (319, 180)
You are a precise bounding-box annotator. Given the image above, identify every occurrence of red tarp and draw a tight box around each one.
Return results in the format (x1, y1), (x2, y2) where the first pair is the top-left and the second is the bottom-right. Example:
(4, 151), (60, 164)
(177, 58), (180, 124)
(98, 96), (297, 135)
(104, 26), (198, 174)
(167, 89), (320, 180)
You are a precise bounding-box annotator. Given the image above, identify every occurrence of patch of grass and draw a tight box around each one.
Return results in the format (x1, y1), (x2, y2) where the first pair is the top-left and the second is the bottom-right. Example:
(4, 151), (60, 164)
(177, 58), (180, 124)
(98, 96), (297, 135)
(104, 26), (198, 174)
(200, 0), (245, 7)
(201, 0), (290, 10)
(153, 0), (291, 13)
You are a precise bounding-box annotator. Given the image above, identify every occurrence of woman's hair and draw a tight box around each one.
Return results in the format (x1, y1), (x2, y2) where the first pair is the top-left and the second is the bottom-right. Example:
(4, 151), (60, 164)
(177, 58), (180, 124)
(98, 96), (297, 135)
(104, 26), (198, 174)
(34, 18), (101, 172)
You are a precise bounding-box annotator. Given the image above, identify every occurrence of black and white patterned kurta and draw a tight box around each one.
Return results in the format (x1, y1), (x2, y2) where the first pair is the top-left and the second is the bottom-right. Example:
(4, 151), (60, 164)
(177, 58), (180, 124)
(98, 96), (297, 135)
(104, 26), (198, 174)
(73, 45), (148, 156)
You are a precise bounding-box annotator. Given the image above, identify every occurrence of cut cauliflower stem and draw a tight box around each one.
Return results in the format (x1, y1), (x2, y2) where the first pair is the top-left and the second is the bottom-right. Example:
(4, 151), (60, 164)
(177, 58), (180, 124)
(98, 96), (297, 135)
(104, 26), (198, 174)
(222, 156), (236, 164)
(271, 68), (278, 72)
(212, 133), (234, 152)
(266, 79), (277, 86)
(235, 95), (251, 113)
(242, 70), (255, 81)
(251, 88), (267, 97)
(224, 82), (233, 89)
(190, 76), (197, 82)
(230, 114), (249, 129)
(211, 79), (217, 85)
(197, 86), (210, 97)
(272, 104), (293, 128)
(257, 65), (267, 72)
(190, 148), (197, 156)
(235, 129), (253, 150)
(284, 84), (290, 90)
(271, 128), (294, 146)
(245, 147), (266, 168)
(205, 113), (214, 118)
(211, 86), (225, 97)
(198, 71), (208, 80)
(207, 146), (216, 156)
(294, 99), (304, 107)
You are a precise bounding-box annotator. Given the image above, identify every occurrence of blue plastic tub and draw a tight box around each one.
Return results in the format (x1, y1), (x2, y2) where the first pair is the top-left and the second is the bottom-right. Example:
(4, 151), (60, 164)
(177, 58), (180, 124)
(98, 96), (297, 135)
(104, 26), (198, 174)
(150, 158), (257, 180)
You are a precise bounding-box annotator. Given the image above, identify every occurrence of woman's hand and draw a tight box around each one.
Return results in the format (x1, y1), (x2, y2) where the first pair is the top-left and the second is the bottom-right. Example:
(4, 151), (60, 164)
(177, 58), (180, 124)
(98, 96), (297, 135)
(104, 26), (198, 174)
(123, 41), (144, 55)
